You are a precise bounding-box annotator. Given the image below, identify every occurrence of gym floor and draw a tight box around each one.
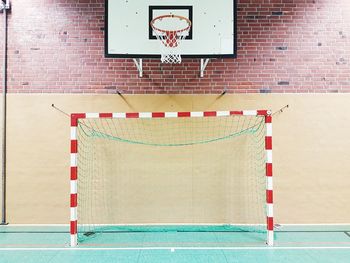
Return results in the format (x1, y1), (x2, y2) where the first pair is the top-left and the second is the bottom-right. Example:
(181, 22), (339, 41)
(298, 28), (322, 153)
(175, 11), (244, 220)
(1, 0), (350, 262)
(0, 225), (349, 263)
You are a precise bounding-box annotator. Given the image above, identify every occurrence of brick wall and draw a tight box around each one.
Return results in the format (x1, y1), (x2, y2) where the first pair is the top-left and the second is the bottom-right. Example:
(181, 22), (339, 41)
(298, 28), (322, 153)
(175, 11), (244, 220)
(1, 0), (350, 94)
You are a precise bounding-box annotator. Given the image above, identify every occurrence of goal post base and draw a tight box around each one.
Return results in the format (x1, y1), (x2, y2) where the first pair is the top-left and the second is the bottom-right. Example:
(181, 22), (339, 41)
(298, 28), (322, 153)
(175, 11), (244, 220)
(70, 234), (77, 247)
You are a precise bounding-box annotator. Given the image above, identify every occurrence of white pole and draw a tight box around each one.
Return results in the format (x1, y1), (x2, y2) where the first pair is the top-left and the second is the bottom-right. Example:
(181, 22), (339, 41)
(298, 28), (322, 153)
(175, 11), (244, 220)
(1, 0), (9, 225)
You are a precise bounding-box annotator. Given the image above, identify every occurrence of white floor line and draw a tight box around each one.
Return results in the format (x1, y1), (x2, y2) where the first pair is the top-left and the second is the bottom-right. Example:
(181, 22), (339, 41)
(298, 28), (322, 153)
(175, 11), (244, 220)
(4, 224), (69, 227)
(0, 223), (263, 232)
(5, 223), (350, 227)
(279, 224), (350, 226)
(0, 246), (350, 251)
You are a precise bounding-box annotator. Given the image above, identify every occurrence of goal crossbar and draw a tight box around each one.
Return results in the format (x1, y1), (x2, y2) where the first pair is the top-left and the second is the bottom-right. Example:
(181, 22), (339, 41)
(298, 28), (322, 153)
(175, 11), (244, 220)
(70, 110), (274, 247)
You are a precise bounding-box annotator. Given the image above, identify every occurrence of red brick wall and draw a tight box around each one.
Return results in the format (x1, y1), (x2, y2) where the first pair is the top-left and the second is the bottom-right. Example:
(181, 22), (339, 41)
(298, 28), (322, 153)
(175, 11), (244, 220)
(1, 0), (350, 94)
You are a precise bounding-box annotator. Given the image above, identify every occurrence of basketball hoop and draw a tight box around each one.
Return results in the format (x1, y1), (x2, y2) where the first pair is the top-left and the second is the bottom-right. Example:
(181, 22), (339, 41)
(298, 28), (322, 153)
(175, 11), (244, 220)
(150, 14), (192, 64)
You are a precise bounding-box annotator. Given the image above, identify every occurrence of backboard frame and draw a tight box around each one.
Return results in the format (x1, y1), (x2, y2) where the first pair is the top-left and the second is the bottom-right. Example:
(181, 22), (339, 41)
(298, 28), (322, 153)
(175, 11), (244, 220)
(104, 0), (237, 59)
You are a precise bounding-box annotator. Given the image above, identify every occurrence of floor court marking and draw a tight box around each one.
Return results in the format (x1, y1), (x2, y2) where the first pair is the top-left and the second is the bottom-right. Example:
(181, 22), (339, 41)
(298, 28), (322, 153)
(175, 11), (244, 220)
(0, 247), (350, 251)
(8, 226), (350, 228)
(1, 230), (349, 234)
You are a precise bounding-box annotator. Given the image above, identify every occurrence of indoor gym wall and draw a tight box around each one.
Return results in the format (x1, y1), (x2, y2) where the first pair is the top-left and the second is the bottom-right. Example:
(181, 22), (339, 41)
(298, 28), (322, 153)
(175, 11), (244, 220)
(0, 0), (349, 226)
(2, 94), (350, 225)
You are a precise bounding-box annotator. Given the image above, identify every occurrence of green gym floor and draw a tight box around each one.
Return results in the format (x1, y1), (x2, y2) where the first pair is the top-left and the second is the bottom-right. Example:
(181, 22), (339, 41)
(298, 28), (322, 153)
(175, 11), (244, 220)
(0, 225), (350, 263)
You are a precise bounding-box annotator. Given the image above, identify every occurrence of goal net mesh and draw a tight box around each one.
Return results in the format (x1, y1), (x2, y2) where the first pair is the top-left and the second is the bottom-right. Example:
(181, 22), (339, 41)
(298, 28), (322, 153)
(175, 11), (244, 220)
(76, 114), (267, 243)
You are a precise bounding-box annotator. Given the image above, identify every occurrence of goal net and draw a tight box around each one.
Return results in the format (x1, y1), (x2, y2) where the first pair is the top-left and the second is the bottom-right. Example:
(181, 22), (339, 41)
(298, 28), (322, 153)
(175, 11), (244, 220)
(70, 111), (274, 247)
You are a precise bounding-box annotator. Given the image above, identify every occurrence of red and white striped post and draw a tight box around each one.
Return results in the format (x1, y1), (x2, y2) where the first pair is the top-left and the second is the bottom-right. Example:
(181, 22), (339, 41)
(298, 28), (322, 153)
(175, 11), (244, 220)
(70, 113), (86, 247)
(69, 110), (274, 246)
(265, 113), (274, 246)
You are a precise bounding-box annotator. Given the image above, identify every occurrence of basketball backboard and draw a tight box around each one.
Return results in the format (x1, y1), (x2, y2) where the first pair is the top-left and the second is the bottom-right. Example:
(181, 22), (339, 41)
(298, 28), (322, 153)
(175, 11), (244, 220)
(105, 0), (237, 59)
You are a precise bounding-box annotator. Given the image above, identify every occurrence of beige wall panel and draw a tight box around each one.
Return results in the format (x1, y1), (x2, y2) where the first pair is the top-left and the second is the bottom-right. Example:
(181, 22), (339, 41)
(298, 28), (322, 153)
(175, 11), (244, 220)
(2, 94), (350, 224)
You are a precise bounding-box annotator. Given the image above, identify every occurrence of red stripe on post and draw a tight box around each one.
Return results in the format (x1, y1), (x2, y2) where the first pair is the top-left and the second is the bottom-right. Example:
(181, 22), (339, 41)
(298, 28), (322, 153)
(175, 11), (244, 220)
(99, 113), (113, 118)
(178, 112), (191, 117)
(230, 111), (243, 115)
(204, 111), (217, 117)
(266, 190), (273, 203)
(152, 112), (165, 118)
(266, 163), (273, 177)
(70, 193), (77, 207)
(265, 136), (272, 150)
(71, 140), (78, 154)
(71, 113), (86, 127)
(126, 112), (139, 118)
(257, 110), (268, 116)
(70, 220), (77, 234)
(267, 217), (274, 231)
(70, 167), (77, 180)
(265, 115), (272, 123)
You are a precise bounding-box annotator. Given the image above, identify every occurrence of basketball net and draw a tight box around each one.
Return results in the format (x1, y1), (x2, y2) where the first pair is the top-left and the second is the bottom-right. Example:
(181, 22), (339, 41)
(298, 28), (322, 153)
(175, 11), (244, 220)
(150, 15), (191, 64)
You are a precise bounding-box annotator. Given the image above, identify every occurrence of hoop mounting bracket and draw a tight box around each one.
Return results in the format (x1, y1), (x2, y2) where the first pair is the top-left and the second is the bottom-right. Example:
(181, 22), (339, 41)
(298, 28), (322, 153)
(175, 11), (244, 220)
(0, 0), (10, 10)
(200, 58), (210, 78)
(132, 58), (210, 78)
(133, 58), (143, 78)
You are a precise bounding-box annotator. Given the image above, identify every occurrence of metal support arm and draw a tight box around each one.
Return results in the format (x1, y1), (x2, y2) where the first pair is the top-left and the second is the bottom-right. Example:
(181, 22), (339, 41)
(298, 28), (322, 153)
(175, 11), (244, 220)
(0, 0), (10, 10)
(200, 58), (210, 78)
(133, 58), (210, 78)
(133, 58), (143, 78)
